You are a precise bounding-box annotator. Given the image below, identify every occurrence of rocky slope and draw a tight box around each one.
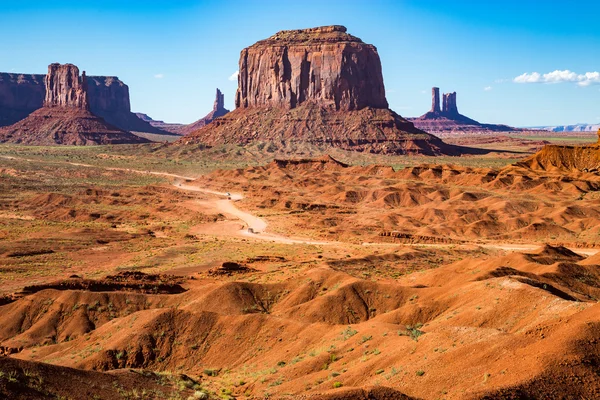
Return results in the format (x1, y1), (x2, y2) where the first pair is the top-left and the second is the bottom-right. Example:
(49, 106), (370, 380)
(182, 26), (456, 155)
(135, 112), (184, 134)
(410, 87), (521, 134)
(0, 63), (148, 145)
(0, 69), (166, 134)
(518, 130), (600, 172)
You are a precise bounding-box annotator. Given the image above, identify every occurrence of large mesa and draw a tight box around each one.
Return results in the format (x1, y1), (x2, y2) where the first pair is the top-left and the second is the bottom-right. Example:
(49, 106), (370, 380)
(0, 63), (148, 145)
(181, 25), (456, 155)
(235, 25), (388, 111)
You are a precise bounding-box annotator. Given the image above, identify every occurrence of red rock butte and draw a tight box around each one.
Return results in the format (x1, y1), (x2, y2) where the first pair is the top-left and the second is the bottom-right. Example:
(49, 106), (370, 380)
(235, 25), (388, 111)
(181, 25), (458, 155)
(0, 63), (148, 145)
(409, 87), (521, 134)
(177, 88), (230, 135)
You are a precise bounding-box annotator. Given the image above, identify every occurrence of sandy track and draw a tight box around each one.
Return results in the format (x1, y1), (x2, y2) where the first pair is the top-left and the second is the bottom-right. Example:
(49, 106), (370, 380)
(3, 154), (598, 254)
(177, 183), (333, 245)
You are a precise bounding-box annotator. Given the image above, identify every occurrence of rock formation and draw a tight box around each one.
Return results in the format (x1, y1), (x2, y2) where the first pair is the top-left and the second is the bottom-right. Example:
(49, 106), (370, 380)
(177, 88), (231, 135)
(518, 129), (600, 172)
(0, 70), (167, 134)
(44, 63), (89, 109)
(431, 87), (441, 113)
(134, 112), (184, 134)
(410, 87), (521, 134)
(0, 63), (148, 145)
(181, 26), (456, 155)
(235, 25), (388, 112)
(442, 92), (458, 116)
(0, 73), (45, 126)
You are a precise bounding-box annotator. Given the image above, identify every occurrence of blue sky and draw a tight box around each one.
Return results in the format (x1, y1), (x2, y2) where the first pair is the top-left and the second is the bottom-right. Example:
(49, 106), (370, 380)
(2, 0), (599, 126)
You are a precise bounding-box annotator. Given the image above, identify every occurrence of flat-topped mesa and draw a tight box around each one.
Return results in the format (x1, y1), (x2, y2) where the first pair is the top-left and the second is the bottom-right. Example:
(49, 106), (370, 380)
(235, 25), (389, 111)
(44, 63), (89, 109)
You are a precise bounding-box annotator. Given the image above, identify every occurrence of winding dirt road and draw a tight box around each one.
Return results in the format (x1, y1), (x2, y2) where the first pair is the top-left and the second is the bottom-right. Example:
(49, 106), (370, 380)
(177, 183), (333, 245)
(2, 154), (598, 254)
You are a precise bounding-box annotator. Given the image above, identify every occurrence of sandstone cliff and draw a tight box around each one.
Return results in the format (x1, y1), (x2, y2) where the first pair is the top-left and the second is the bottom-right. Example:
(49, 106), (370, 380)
(44, 63), (88, 109)
(178, 88), (230, 135)
(0, 73), (45, 126)
(518, 130), (600, 172)
(0, 63), (148, 145)
(182, 26), (455, 155)
(410, 87), (521, 134)
(235, 25), (388, 111)
(0, 70), (166, 134)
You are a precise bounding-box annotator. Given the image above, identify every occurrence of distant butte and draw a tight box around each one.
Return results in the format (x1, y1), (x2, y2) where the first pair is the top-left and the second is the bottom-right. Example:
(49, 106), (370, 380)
(178, 88), (230, 135)
(179, 25), (459, 155)
(0, 63), (148, 145)
(0, 69), (168, 134)
(409, 87), (522, 135)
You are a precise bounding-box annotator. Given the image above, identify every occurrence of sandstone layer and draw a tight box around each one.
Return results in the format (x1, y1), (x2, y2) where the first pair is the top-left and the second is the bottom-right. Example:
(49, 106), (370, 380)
(183, 26), (456, 155)
(518, 130), (600, 172)
(45, 63), (88, 109)
(410, 87), (521, 134)
(0, 63), (148, 145)
(0, 70), (167, 134)
(235, 25), (388, 111)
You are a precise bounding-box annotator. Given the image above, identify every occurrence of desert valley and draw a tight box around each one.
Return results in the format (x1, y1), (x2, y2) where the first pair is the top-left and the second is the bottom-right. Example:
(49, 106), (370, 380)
(1, 5), (600, 400)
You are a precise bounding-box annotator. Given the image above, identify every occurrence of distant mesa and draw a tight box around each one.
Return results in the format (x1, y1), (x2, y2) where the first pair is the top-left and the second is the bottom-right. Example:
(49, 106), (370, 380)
(0, 63), (148, 145)
(409, 87), (521, 135)
(134, 112), (184, 134)
(179, 25), (458, 155)
(0, 68), (169, 135)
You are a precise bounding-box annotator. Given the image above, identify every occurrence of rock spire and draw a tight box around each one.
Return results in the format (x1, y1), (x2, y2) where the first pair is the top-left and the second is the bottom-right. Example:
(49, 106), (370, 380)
(44, 63), (89, 109)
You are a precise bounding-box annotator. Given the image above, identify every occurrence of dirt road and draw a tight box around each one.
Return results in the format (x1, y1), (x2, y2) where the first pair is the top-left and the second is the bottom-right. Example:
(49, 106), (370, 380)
(3, 154), (598, 254)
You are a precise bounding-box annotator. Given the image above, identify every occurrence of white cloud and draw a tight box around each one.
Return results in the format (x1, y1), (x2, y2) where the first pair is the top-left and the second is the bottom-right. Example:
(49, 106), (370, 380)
(514, 72), (541, 83)
(154, 74), (164, 79)
(513, 70), (600, 86)
(484, 86), (492, 91)
(228, 71), (239, 81)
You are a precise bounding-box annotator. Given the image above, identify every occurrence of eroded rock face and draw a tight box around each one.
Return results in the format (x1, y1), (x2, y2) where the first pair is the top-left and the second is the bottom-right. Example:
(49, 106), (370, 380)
(431, 87), (441, 113)
(442, 92), (458, 116)
(0, 73), (45, 126)
(180, 26), (458, 155)
(235, 25), (388, 111)
(0, 69), (167, 134)
(44, 63), (89, 109)
(0, 63), (149, 145)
